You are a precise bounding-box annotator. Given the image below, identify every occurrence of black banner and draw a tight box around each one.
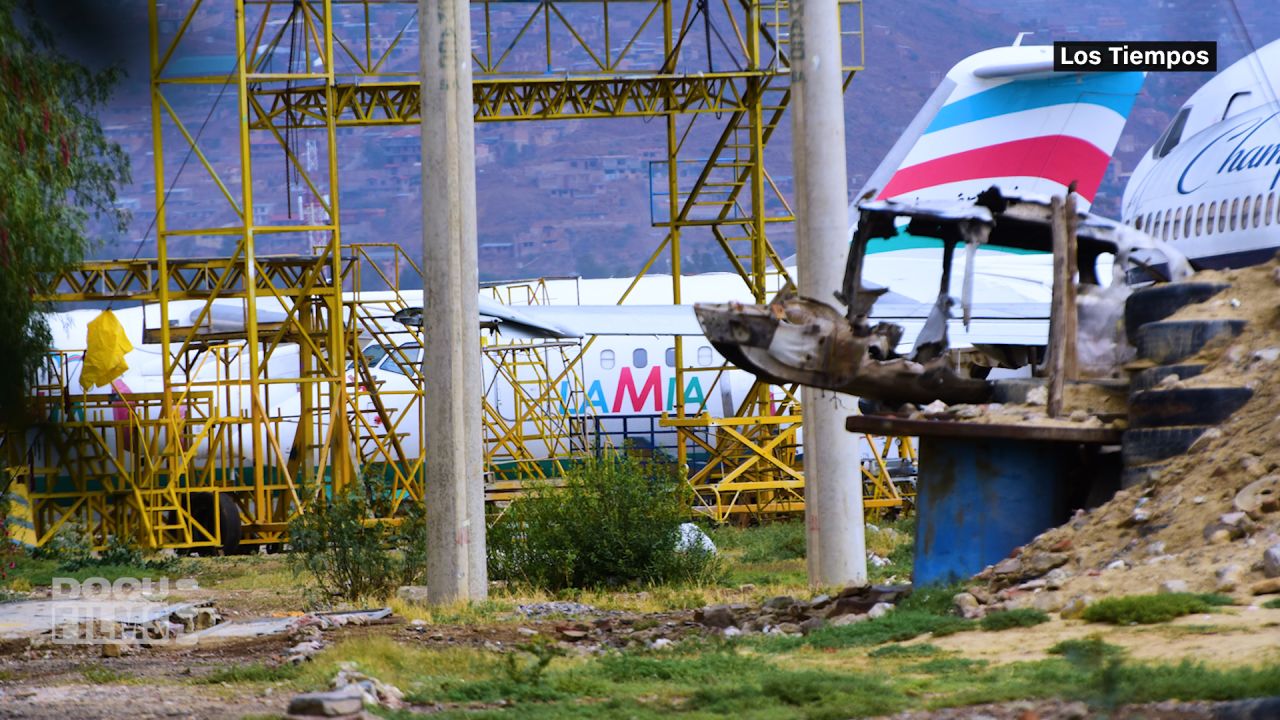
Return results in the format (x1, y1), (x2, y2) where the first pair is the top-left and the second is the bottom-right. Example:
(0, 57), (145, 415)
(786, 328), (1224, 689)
(1053, 41), (1216, 72)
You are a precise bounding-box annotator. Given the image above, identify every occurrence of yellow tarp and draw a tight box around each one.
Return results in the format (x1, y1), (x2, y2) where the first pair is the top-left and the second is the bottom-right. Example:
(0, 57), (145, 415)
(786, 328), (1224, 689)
(79, 310), (133, 391)
(3, 475), (37, 548)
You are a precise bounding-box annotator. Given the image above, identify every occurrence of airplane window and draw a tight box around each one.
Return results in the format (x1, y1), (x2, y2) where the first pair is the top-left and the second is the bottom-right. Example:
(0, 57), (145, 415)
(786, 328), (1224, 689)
(1255, 194), (1264, 228)
(1153, 107), (1191, 159)
(1163, 209), (1173, 240)
(357, 344), (388, 370)
(665, 347), (676, 367)
(1151, 214), (1160, 239)
(1269, 194), (1276, 226)
(600, 349), (615, 370)
(1223, 91), (1252, 121)
(697, 346), (714, 366)
(1218, 201), (1228, 233)
(1133, 215), (1143, 231)
(1183, 206), (1192, 238)
(382, 344), (421, 376)
(1242, 197), (1252, 230)
(1230, 198), (1239, 231)
(633, 348), (648, 368)
(1172, 208), (1182, 240)
(1206, 203), (1216, 235)
(1195, 204), (1205, 236)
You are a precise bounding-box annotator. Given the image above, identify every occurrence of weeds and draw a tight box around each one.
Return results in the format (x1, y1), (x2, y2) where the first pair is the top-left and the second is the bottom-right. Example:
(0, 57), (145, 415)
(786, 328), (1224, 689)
(909, 657), (989, 674)
(488, 454), (721, 590)
(1081, 593), (1227, 625)
(867, 642), (941, 658)
(896, 582), (966, 616)
(1048, 635), (1126, 662)
(1262, 598), (1280, 609)
(287, 471), (427, 602)
(79, 664), (131, 684)
(736, 521), (806, 564)
(500, 638), (565, 686)
(980, 608), (1050, 631)
(756, 610), (973, 652)
(199, 663), (303, 684)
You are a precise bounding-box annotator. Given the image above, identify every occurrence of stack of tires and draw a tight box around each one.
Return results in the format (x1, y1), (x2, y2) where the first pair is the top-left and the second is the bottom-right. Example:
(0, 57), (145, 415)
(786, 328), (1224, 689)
(1121, 282), (1252, 487)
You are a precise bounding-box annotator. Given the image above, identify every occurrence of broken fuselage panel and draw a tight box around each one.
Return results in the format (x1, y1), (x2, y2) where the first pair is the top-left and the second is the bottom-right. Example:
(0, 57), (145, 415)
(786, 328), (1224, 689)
(694, 190), (1189, 405)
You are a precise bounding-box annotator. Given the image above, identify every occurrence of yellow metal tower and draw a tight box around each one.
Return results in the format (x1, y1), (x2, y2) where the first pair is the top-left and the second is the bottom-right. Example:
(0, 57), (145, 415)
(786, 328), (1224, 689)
(7, 0), (879, 550)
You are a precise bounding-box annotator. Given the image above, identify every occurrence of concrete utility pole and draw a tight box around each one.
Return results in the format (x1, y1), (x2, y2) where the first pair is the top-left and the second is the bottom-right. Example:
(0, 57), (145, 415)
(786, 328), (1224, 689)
(790, 0), (867, 588)
(420, 0), (487, 603)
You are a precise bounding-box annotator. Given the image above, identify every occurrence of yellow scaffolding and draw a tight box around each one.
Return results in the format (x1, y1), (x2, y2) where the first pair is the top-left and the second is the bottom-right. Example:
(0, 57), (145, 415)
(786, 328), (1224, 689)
(5, 0), (895, 549)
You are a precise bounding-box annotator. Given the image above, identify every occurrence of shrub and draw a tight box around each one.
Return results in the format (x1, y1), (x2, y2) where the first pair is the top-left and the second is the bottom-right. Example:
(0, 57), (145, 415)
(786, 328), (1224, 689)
(1048, 635), (1125, 662)
(1262, 598), (1280, 609)
(487, 454), (720, 590)
(1080, 593), (1224, 625)
(980, 608), (1050, 631)
(287, 485), (427, 602)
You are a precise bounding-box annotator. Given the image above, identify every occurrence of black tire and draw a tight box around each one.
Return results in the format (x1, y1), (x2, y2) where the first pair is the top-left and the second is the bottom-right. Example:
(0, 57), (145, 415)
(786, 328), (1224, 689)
(1120, 462), (1168, 489)
(217, 493), (243, 555)
(1130, 363), (1205, 393)
(990, 378), (1045, 404)
(1122, 426), (1209, 466)
(1129, 386), (1253, 429)
(1124, 282), (1229, 345)
(1134, 319), (1246, 364)
(190, 493), (242, 555)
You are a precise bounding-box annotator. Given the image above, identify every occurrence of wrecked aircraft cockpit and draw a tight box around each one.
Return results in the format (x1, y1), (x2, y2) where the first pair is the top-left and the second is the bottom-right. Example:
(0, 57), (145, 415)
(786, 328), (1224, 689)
(694, 188), (1190, 406)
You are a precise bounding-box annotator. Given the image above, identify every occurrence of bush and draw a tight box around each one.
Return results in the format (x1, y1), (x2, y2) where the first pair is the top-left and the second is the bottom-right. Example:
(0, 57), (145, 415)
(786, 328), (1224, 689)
(980, 608), (1050, 631)
(288, 487), (427, 602)
(488, 454), (720, 590)
(1080, 593), (1225, 625)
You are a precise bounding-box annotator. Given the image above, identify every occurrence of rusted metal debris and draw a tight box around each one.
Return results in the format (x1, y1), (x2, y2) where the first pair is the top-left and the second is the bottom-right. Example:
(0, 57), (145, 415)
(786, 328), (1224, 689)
(694, 188), (1189, 405)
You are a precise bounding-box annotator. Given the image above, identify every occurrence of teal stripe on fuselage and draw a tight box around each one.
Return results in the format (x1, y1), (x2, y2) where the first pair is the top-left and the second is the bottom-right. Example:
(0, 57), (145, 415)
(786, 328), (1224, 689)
(925, 71), (1144, 134)
(866, 230), (1041, 255)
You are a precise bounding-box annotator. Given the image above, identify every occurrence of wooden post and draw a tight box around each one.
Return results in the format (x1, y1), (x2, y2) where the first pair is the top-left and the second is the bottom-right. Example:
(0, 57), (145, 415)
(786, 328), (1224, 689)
(1047, 195), (1068, 418)
(1063, 193), (1079, 382)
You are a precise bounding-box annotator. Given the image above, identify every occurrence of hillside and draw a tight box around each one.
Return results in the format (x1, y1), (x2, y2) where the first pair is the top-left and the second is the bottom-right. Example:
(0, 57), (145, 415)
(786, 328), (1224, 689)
(66, 0), (1280, 283)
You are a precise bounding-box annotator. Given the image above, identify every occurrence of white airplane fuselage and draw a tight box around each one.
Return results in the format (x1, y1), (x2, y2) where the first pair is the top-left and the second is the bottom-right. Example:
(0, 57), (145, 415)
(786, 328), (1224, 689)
(1123, 39), (1280, 269)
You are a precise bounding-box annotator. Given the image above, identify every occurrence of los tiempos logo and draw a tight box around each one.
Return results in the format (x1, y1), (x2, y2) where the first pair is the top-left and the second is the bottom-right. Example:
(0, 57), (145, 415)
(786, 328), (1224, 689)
(1054, 41), (1215, 72)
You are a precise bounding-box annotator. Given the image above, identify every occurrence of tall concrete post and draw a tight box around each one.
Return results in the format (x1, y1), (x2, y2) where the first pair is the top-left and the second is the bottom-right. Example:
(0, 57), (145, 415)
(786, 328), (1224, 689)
(420, 0), (488, 603)
(790, 0), (867, 588)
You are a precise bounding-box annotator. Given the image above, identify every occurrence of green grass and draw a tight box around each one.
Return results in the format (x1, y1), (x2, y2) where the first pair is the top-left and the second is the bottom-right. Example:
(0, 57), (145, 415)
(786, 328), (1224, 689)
(980, 608), (1050, 631)
(198, 662), (303, 685)
(753, 610), (974, 652)
(708, 518), (915, 587)
(707, 522), (807, 564)
(371, 639), (1280, 720)
(896, 582), (966, 616)
(1081, 593), (1230, 625)
(3, 552), (189, 590)
(1048, 636), (1126, 662)
(1262, 598), (1280, 609)
(79, 664), (133, 684)
(867, 642), (941, 658)
(908, 657), (990, 674)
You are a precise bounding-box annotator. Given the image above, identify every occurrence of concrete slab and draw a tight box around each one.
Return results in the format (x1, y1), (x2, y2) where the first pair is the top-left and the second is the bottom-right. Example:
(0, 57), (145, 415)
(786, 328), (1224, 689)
(0, 599), (196, 639)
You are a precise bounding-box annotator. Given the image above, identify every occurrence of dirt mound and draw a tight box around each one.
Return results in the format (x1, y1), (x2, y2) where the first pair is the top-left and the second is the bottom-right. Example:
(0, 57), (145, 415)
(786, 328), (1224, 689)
(968, 261), (1280, 611)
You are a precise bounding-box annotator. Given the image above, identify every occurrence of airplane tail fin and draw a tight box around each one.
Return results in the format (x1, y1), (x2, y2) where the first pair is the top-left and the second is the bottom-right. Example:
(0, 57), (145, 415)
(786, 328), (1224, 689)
(858, 46), (1145, 212)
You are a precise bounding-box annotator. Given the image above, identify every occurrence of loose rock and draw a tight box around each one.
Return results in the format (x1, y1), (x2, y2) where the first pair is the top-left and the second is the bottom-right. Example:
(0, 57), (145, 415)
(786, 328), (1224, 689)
(287, 685), (364, 717)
